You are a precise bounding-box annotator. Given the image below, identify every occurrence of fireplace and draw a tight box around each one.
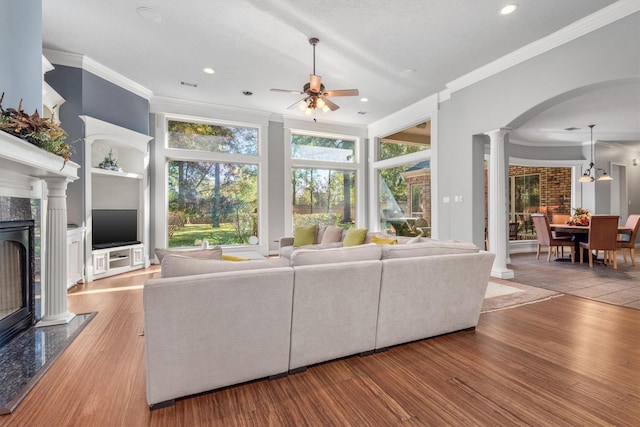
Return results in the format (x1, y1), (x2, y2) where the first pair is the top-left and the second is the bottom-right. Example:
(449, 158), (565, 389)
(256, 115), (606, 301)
(0, 220), (35, 347)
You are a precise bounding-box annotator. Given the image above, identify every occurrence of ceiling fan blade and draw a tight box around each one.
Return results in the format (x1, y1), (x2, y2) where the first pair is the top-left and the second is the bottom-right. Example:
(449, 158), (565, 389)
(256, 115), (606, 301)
(323, 89), (359, 97)
(322, 97), (340, 111)
(287, 97), (306, 110)
(271, 88), (305, 94)
(310, 74), (322, 93)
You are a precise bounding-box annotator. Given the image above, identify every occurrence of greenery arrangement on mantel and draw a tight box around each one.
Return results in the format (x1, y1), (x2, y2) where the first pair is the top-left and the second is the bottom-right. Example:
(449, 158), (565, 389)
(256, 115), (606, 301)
(0, 92), (72, 162)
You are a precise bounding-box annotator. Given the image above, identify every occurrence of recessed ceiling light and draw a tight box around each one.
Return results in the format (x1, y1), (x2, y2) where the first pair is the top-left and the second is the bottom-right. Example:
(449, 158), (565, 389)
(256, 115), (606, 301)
(203, 68), (215, 74)
(360, 97), (369, 102)
(136, 7), (162, 22)
(500, 4), (518, 15)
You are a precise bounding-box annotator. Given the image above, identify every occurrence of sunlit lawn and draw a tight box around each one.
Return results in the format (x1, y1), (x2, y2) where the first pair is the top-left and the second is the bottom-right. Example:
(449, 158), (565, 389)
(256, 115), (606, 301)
(169, 223), (240, 247)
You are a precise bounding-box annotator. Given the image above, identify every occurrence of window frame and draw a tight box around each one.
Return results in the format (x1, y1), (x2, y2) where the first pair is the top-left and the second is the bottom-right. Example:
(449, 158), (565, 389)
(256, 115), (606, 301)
(284, 127), (365, 235)
(153, 113), (269, 253)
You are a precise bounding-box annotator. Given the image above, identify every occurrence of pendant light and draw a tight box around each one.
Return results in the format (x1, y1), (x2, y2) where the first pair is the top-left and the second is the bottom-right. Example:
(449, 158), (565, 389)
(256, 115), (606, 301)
(579, 124), (612, 182)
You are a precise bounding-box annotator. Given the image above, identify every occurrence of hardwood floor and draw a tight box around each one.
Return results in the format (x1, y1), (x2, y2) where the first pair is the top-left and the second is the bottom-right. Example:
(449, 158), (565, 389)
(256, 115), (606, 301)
(1, 266), (638, 426)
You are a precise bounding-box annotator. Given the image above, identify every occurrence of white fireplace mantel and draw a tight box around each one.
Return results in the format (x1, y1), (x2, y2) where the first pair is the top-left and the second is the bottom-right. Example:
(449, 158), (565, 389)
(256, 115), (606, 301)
(0, 130), (80, 326)
(0, 131), (79, 185)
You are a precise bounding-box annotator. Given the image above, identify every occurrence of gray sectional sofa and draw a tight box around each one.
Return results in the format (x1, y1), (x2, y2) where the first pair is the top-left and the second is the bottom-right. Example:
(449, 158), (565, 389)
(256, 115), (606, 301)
(143, 239), (495, 408)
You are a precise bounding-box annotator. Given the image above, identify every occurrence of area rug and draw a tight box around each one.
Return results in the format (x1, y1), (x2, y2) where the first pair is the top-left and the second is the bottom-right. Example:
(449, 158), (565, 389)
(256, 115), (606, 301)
(0, 312), (96, 414)
(482, 280), (561, 313)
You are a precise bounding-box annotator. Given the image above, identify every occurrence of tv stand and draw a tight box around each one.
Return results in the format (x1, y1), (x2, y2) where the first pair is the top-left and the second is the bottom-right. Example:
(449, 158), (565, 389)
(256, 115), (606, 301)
(92, 243), (145, 280)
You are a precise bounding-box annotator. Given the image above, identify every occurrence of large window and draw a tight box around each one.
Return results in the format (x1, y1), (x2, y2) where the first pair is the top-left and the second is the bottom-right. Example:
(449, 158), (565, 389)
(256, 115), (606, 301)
(500, 166), (572, 240)
(290, 133), (359, 229)
(378, 161), (431, 237)
(168, 120), (258, 155)
(166, 119), (260, 247)
(378, 121), (430, 161)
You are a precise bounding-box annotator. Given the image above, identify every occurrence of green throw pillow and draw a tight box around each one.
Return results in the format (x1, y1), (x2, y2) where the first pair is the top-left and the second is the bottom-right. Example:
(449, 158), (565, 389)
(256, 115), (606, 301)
(343, 228), (368, 247)
(371, 235), (397, 245)
(293, 225), (317, 247)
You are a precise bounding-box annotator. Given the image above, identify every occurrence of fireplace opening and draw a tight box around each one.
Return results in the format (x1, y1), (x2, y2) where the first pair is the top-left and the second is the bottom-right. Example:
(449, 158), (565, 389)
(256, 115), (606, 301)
(0, 220), (35, 347)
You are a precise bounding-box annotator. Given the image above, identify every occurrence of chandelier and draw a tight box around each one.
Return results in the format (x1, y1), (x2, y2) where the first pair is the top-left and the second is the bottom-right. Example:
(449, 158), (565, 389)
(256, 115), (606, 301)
(579, 124), (612, 182)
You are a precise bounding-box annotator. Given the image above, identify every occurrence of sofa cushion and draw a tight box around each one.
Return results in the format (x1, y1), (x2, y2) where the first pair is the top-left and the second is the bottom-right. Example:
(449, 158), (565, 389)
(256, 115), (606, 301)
(343, 228), (368, 247)
(293, 225), (317, 247)
(290, 244), (381, 266)
(161, 254), (290, 278)
(381, 240), (479, 259)
(155, 246), (222, 263)
(320, 226), (344, 244)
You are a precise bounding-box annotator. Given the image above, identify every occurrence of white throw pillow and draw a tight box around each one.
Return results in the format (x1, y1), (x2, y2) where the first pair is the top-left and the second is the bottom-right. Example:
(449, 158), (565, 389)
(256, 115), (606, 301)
(320, 226), (344, 244)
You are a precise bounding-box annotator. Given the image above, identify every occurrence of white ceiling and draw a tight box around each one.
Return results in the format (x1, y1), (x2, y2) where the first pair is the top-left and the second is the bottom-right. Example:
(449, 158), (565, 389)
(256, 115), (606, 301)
(42, 0), (639, 147)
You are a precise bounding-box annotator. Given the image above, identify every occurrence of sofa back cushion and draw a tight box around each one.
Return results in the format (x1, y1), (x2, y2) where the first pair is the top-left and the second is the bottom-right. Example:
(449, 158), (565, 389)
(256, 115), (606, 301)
(290, 244), (382, 266)
(161, 254), (290, 278)
(381, 240), (479, 259)
(155, 246), (222, 263)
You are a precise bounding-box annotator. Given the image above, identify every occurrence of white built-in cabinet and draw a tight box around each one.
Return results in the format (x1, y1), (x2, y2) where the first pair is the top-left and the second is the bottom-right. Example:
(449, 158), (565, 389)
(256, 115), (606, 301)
(80, 116), (152, 281)
(67, 227), (85, 288)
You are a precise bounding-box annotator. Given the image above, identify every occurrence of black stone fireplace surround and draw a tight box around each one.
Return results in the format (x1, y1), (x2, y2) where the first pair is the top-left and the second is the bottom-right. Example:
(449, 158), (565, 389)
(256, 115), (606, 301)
(0, 220), (35, 348)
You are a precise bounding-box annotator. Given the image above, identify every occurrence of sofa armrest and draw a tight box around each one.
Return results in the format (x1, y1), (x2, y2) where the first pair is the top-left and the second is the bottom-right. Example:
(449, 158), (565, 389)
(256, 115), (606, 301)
(279, 236), (294, 248)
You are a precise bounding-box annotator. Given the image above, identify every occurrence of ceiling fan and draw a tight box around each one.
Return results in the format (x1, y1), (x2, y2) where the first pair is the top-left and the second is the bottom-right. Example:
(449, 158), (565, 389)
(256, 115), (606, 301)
(271, 37), (359, 114)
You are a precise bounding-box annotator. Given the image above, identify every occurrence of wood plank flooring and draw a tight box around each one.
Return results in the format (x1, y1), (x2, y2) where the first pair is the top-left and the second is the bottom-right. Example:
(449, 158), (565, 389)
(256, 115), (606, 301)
(0, 266), (638, 426)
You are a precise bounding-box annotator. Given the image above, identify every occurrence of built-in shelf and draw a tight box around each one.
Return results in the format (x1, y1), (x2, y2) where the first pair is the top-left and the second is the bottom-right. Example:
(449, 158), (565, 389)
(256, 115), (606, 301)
(91, 167), (143, 180)
(80, 115), (152, 282)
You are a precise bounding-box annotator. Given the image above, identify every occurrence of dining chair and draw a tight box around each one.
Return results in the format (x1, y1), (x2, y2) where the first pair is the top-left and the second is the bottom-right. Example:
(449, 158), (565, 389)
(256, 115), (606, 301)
(509, 222), (519, 240)
(579, 215), (619, 269)
(617, 214), (640, 266)
(551, 214), (572, 239)
(531, 213), (574, 262)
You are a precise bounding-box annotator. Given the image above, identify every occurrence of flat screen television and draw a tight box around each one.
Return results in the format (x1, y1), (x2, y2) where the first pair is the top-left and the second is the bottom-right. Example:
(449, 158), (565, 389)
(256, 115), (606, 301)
(92, 209), (140, 249)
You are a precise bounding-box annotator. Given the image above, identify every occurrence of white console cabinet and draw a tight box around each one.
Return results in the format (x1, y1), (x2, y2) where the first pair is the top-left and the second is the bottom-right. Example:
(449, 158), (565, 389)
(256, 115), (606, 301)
(91, 244), (145, 280)
(80, 116), (152, 282)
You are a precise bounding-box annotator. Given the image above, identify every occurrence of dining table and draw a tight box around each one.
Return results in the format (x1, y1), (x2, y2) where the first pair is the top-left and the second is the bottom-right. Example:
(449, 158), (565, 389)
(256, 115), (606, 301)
(549, 223), (632, 262)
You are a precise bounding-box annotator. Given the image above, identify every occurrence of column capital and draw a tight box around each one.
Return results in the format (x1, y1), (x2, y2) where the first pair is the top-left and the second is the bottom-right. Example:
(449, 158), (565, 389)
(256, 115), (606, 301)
(485, 127), (512, 140)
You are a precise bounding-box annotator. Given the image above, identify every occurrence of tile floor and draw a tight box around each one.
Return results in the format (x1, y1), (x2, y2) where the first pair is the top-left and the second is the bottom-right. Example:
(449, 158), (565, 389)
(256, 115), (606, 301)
(508, 252), (640, 309)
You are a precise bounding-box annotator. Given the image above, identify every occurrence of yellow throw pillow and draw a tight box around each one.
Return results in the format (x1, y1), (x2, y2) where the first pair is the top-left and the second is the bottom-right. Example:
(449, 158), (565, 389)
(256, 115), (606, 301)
(343, 228), (368, 247)
(293, 225), (317, 247)
(371, 235), (397, 245)
(222, 254), (250, 261)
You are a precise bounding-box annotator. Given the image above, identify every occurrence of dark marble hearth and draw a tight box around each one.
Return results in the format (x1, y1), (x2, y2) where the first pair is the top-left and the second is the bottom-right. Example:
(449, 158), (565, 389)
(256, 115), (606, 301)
(0, 312), (96, 414)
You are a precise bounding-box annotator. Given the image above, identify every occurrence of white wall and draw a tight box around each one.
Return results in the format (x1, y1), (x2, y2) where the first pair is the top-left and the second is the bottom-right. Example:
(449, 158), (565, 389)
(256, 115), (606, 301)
(436, 12), (640, 248)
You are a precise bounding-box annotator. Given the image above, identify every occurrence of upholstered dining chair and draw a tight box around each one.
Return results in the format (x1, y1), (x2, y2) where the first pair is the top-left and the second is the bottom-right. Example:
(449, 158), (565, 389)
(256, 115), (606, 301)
(531, 213), (574, 263)
(617, 214), (640, 266)
(579, 215), (619, 269)
(551, 214), (572, 239)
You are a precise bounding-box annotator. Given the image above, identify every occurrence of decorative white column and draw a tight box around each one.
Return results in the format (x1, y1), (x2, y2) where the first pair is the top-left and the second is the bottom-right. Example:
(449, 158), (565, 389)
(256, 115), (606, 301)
(37, 176), (75, 326)
(486, 128), (514, 279)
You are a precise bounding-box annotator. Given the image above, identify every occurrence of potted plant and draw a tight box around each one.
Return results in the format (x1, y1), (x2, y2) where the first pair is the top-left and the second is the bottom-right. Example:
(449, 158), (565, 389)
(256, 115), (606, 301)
(0, 92), (72, 162)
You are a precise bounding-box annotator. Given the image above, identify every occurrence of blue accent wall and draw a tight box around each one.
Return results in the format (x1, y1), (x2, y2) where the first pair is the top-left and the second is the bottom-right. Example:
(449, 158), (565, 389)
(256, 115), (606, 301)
(44, 64), (151, 226)
(0, 0), (42, 113)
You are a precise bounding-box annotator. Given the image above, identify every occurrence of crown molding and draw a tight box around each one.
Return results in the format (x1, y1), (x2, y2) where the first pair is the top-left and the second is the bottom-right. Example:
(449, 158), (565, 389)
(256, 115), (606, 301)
(151, 96), (273, 127)
(446, 0), (640, 94)
(43, 49), (153, 100)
